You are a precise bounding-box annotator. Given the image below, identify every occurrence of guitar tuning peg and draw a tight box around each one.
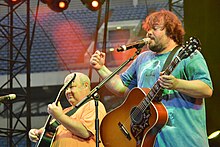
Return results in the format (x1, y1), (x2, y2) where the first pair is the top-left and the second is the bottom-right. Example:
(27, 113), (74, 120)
(190, 36), (195, 41)
(190, 53), (195, 59)
(190, 50), (198, 59)
(194, 50), (198, 55)
(183, 41), (188, 48)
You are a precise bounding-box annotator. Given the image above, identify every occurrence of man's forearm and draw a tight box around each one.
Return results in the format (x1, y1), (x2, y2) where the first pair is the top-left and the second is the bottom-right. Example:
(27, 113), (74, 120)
(175, 79), (213, 98)
(97, 66), (128, 97)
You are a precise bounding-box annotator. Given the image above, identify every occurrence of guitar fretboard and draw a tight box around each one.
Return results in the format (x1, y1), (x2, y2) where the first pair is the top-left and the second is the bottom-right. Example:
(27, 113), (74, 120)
(140, 55), (182, 112)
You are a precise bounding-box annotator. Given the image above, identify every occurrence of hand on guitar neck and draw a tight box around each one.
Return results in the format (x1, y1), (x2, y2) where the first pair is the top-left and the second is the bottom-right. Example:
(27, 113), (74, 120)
(29, 128), (43, 142)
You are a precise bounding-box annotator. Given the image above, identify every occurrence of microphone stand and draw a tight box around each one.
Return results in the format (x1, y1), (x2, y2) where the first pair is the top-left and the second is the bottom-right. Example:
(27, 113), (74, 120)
(94, 93), (100, 147)
(74, 48), (142, 147)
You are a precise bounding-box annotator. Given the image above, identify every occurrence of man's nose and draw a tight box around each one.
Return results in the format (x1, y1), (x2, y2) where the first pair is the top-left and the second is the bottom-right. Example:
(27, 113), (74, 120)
(146, 31), (153, 38)
(65, 88), (71, 93)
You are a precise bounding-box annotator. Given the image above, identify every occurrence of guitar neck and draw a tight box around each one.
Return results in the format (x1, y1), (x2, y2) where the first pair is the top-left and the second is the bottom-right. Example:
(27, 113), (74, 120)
(141, 55), (182, 111)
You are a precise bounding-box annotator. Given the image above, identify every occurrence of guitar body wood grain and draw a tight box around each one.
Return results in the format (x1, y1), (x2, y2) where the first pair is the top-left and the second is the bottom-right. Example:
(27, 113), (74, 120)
(100, 87), (168, 147)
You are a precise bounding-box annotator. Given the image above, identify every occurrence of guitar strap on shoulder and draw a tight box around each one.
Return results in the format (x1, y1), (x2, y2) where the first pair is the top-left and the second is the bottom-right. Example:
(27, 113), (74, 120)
(157, 46), (180, 102)
(162, 46), (180, 71)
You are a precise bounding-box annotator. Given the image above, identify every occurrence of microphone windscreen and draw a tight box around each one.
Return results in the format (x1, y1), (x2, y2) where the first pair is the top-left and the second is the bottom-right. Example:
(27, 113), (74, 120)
(9, 94), (16, 100)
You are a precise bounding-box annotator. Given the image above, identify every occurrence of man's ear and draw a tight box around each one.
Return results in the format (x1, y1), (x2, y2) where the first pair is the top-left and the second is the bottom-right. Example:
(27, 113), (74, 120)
(84, 82), (89, 88)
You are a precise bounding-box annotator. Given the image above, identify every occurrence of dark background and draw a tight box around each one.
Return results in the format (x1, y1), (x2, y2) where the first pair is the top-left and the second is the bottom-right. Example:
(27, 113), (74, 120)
(185, 0), (220, 145)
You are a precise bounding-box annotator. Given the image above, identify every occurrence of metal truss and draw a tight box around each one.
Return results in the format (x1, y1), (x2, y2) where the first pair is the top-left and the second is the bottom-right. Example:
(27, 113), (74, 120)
(168, 0), (184, 24)
(0, 0), (31, 147)
(0, 1), (183, 147)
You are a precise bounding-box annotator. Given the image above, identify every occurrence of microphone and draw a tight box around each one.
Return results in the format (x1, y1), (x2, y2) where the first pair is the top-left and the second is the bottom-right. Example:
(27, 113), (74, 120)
(0, 94), (16, 102)
(117, 38), (150, 52)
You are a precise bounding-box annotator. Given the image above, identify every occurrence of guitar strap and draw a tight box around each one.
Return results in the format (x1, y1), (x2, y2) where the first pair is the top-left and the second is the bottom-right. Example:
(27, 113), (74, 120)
(162, 46), (180, 71)
(50, 98), (92, 129)
(156, 46), (180, 102)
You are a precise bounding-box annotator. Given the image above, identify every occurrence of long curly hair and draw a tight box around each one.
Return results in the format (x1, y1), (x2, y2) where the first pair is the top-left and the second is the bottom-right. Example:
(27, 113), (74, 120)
(143, 9), (185, 45)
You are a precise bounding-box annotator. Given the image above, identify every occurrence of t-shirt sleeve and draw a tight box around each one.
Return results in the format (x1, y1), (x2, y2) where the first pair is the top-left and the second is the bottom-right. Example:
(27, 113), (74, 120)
(77, 101), (106, 135)
(120, 59), (138, 90)
(183, 50), (213, 89)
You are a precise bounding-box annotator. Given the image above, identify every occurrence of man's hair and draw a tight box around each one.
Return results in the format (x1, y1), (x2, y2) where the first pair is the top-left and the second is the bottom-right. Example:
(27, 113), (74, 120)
(142, 9), (185, 45)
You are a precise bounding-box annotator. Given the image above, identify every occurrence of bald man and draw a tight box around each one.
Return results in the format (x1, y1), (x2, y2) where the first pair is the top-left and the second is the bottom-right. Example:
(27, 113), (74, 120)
(29, 72), (106, 147)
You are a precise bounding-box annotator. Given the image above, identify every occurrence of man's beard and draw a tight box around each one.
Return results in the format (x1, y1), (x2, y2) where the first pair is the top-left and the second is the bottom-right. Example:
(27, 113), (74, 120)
(149, 43), (165, 53)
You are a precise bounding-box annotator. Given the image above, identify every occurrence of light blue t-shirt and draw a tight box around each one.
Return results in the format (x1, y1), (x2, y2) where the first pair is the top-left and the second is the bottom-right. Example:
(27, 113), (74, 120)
(120, 49), (213, 147)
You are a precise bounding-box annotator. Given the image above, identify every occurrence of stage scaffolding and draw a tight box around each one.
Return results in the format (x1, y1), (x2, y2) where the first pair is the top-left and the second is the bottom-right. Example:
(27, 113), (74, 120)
(169, 0), (184, 23)
(0, 0), (31, 147)
(0, 0), (183, 146)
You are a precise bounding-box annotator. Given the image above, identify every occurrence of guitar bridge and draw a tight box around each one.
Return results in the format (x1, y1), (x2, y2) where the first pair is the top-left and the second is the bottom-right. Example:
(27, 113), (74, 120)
(118, 122), (131, 140)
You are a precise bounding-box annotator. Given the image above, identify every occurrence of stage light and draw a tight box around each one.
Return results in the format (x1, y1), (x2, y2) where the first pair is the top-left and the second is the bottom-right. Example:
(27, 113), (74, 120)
(41, 0), (71, 12)
(81, 0), (105, 11)
(208, 130), (220, 139)
(4, 0), (22, 5)
(58, 1), (66, 8)
(92, 1), (99, 8)
(208, 130), (220, 147)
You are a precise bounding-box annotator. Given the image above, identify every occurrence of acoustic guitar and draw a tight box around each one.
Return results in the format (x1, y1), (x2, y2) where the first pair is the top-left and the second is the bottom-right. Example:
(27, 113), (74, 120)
(100, 37), (201, 147)
(35, 73), (76, 147)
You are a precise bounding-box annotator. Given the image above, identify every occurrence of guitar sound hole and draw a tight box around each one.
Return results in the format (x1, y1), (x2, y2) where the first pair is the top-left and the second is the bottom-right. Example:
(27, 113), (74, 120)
(130, 107), (143, 125)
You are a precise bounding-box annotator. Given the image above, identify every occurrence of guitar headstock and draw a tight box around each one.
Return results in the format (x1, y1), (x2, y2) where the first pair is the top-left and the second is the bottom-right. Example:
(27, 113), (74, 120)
(178, 37), (201, 60)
